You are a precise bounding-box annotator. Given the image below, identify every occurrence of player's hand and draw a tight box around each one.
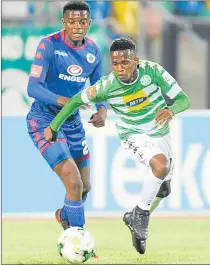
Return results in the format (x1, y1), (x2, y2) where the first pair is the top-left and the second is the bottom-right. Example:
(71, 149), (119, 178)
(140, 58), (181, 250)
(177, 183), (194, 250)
(44, 126), (58, 143)
(57, 96), (70, 106)
(88, 107), (107, 128)
(155, 108), (174, 127)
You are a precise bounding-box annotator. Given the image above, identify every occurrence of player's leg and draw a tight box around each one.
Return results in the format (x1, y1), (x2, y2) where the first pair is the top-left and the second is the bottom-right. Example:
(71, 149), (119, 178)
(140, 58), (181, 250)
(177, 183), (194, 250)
(150, 137), (173, 213)
(53, 158), (85, 228)
(64, 125), (99, 259)
(54, 122), (91, 227)
(27, 116), (85, 229)
(74, 156), (91, 204)
(126, 153), (169, 253)
(54, 121), (91, 230)
(55, 158), (90, 229)
(122, 134), (171, 254)
(62, 122), (91, 205)
(150, 180), (171, 213)
(137, 152), (170, 211)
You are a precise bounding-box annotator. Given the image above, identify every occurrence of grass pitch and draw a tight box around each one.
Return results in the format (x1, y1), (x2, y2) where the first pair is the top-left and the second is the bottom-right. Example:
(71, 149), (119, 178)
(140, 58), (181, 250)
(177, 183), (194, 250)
(2, 217), (210, 264)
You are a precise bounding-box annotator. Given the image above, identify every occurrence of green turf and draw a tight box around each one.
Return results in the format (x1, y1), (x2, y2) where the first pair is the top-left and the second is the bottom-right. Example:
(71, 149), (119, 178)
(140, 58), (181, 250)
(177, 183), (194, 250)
(2, 217), (210, 264)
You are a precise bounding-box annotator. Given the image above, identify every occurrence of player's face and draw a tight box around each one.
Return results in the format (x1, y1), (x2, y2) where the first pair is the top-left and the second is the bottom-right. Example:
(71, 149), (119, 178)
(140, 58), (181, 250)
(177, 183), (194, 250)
(62, 10), (91, 42)
(111, 50), (139, 83)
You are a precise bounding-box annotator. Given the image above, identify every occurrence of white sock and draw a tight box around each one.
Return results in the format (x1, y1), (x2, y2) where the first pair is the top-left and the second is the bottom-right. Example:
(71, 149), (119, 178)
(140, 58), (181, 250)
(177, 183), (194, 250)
(138, 170), (164, 211)
(150, 197), (163, 213)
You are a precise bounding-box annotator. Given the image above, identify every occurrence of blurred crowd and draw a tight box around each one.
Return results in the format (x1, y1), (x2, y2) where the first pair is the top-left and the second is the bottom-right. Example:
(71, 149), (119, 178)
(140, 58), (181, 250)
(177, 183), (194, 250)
(2, 1), (140, 42)
(3, 1), (209, 40)
(2, 1), (210, 109)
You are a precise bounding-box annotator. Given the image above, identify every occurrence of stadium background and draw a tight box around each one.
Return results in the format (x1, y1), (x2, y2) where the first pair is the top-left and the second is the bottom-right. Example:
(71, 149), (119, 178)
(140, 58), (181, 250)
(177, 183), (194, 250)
(2, 1), (210, 264)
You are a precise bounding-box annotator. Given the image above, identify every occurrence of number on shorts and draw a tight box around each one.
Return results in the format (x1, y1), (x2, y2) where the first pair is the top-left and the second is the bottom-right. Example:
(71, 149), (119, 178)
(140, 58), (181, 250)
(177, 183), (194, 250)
(82, 140), (89, 155)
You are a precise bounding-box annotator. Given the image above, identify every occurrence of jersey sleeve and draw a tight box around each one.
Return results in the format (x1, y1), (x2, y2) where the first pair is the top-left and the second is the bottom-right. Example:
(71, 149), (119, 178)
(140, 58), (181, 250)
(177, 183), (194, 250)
(89, 50), (108, 110)
(27, 38), (60, 105)
(81, 75), (109, 104)
(168, 91), (191, 115)
(151, 63), (191, 114)
(50, 76), (109, 132)
(153, 63), (183, 100)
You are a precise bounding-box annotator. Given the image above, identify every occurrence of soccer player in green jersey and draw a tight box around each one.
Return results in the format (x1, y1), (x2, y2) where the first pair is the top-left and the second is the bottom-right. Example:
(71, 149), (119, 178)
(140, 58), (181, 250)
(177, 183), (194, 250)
(44, 37), (191, 254)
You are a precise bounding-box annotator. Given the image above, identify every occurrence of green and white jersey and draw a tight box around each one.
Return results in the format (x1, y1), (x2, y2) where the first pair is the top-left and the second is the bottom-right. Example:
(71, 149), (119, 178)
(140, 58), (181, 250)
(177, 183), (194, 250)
(81, 60), (182, 140)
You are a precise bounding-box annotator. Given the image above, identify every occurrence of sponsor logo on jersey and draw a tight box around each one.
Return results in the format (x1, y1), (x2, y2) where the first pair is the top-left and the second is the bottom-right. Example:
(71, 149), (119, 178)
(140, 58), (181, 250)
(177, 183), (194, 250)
(123, 90), (151, 111)
(67, 65), (83, 76)
(126, 97), (148, 107)
(59, 74), (87, 83)
(88, 86), (96, 99)
(87, 53), (96, 63)
(30, 64), (43, 78)
(140, 75), (151, 86)
(59, 65), (86, 82)
(54, 50), (68, 56)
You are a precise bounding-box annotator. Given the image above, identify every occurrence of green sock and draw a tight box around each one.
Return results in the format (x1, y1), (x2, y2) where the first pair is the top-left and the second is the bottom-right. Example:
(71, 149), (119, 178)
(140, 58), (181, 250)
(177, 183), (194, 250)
(150, 197), (163, 213)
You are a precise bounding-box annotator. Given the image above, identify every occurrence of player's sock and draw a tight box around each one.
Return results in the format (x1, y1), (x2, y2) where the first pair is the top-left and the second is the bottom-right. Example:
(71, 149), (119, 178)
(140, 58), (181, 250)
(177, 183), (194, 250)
(63, 198), (85, 227)
(60, 207), (68, 220)
(150, 197), (163, 213)
(82, 194), (87, 203)
(138, 170), (164, 211)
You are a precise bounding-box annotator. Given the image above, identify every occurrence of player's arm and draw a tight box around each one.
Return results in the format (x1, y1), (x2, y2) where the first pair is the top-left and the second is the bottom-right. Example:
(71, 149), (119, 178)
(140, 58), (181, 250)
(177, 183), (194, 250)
(44, 79), (108, 142)
(89, 51), (108, 127)
(154, 64), (191, 126)
(27, 38), (68, 107)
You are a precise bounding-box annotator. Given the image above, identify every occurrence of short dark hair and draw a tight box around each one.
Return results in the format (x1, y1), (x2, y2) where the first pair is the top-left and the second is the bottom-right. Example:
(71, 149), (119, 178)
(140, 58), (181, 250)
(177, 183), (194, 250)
(110, 37), (136, 53)
(63, 0), (90, 16)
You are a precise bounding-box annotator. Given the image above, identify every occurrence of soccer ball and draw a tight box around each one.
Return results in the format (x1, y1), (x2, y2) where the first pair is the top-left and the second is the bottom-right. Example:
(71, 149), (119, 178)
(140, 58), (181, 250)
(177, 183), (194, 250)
(57, 227), (95, 263)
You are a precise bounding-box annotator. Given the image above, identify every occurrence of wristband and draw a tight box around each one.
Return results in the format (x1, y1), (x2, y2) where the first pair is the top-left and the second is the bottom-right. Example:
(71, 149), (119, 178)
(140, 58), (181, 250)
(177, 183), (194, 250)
(50, 127), (58, 142)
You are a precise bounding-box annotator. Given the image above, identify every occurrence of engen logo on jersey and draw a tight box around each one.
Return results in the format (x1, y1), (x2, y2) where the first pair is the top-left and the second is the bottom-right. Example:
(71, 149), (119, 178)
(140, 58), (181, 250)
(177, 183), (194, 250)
(67, 65), (83, 76)
(59, 65), (87, 83)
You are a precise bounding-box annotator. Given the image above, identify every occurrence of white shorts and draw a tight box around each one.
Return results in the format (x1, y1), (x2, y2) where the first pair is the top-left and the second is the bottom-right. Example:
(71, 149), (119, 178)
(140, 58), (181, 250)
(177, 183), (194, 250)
(121, 134), (174, 181)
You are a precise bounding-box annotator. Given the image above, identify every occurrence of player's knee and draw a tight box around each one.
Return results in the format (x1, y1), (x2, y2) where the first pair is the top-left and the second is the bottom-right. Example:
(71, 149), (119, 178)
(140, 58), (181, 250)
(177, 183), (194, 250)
(156, 180), (171, 198)
(153, 165), (169, 179)
(68, 177), (83, 193)
(61, 167), (83, 193)
(150, 154), (170, 179)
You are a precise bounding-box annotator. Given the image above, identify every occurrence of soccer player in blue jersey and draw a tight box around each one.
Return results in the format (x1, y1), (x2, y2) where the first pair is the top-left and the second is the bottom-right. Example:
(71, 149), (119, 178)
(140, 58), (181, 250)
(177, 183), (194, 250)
(26, 0), (107, 233)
